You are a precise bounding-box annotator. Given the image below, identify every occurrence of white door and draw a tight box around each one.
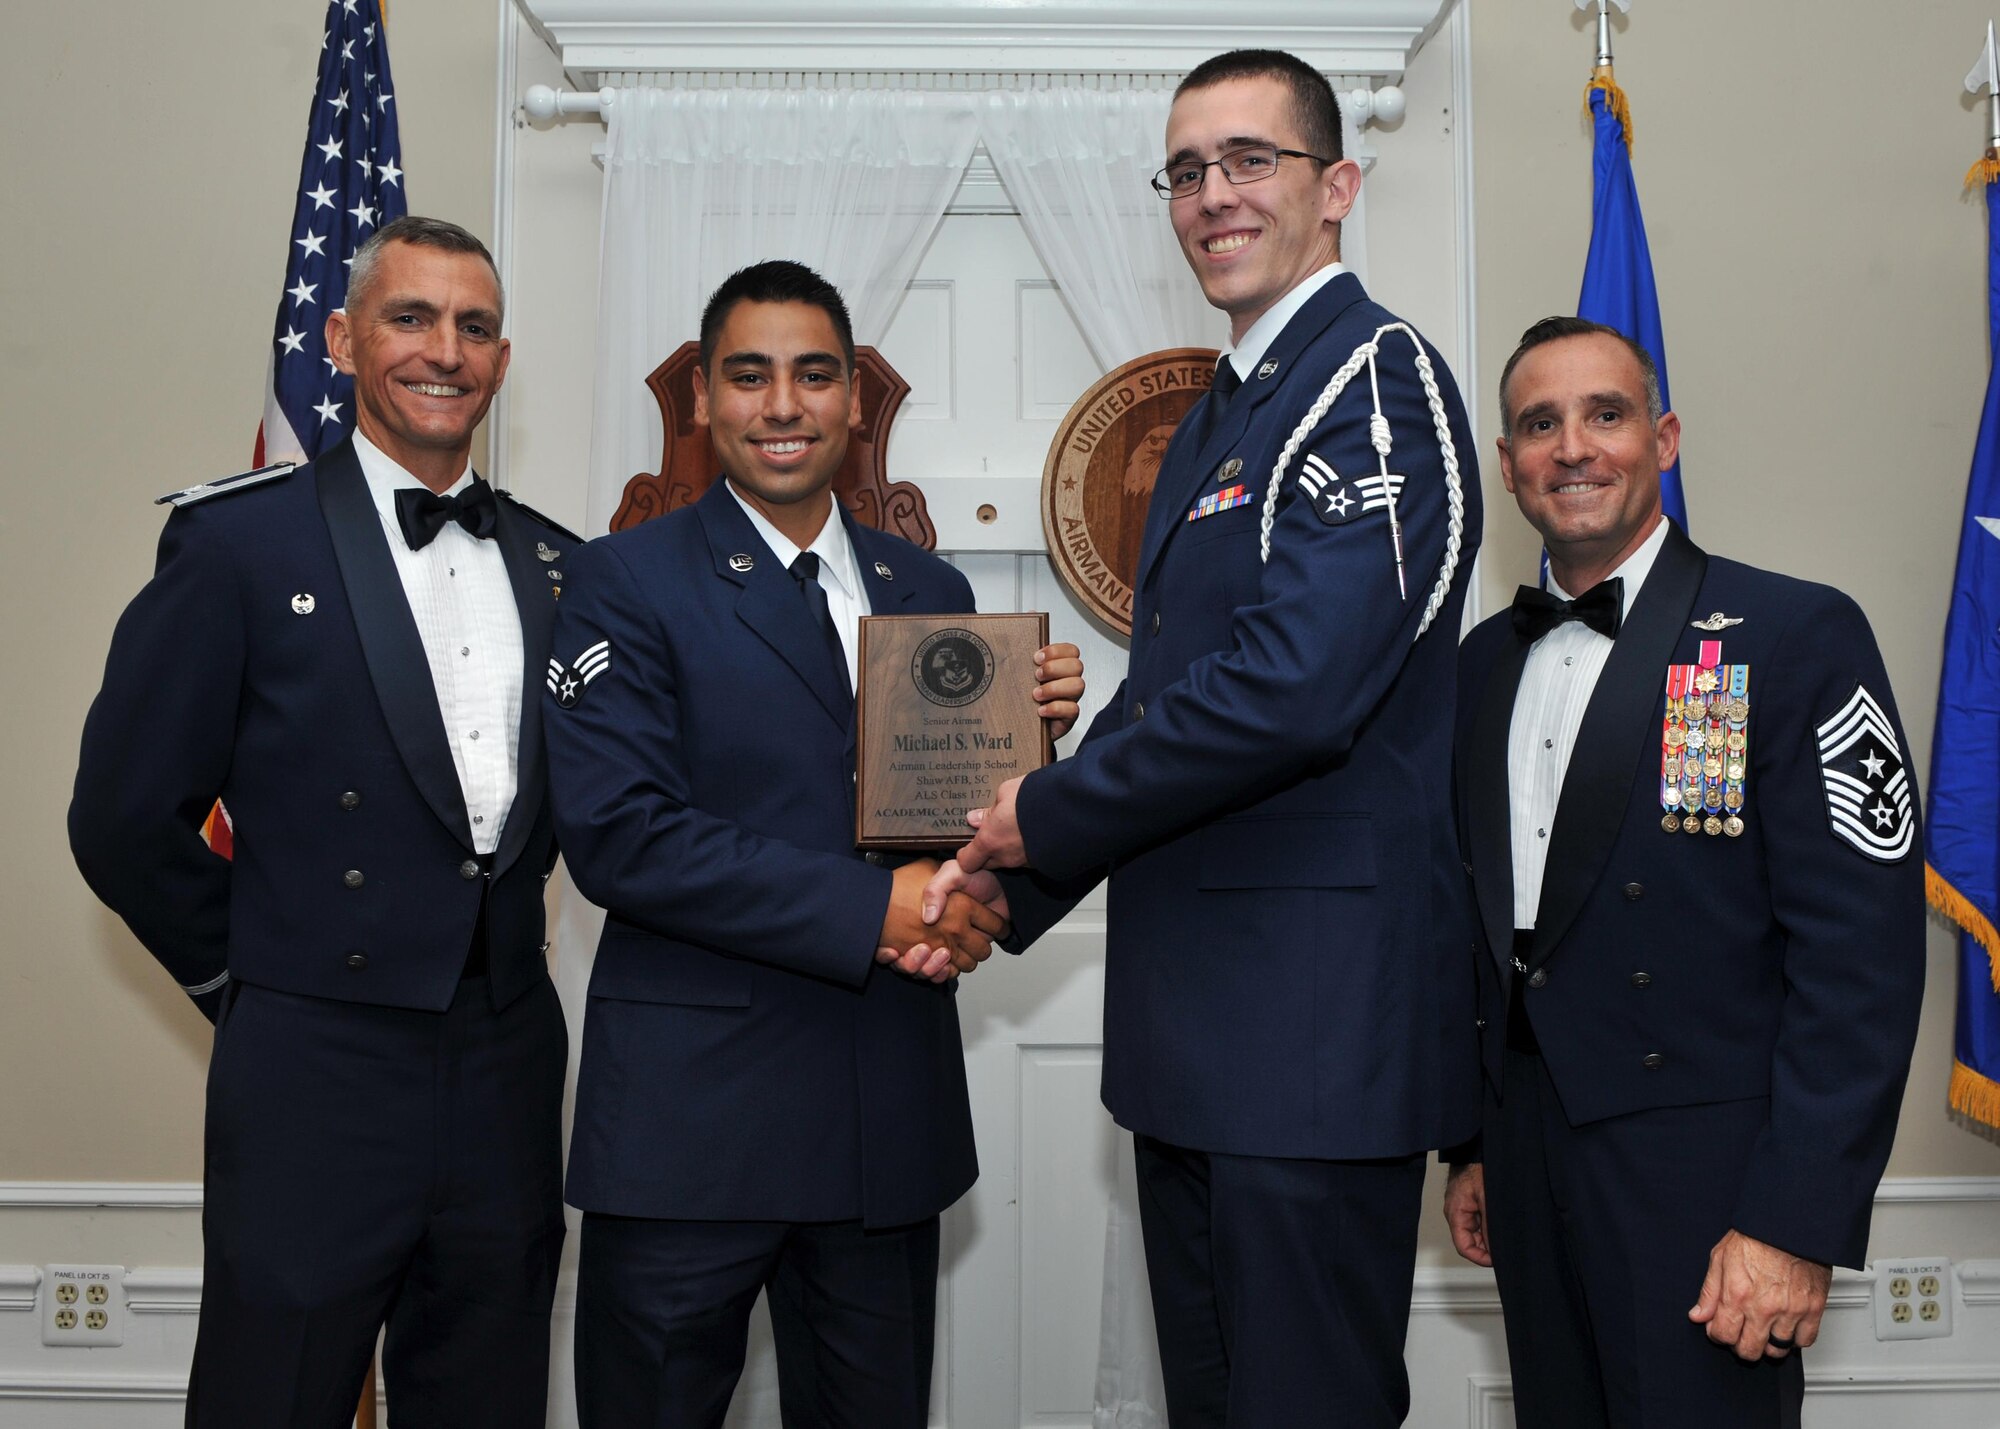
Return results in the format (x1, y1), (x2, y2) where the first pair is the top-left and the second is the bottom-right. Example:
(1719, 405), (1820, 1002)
(877, 212), (1132, 1429)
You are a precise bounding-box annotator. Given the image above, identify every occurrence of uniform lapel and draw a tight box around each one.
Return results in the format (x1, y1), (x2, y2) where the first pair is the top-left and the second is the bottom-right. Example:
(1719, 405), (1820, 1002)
(698, 483), (852, 729)
(1466, 634), (1529, 968)
(851, 519), (920, 619)
(1134, 272), (1369, 594)
(491, 492), (559, 877)
(1529, 523), (1707, 965)
(315, 441), (474, 848)
(847, 518), (925, 779)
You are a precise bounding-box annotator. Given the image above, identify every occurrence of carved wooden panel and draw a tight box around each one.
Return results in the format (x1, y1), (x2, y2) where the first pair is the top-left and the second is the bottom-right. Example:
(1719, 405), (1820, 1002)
(611, 341), (937, 548)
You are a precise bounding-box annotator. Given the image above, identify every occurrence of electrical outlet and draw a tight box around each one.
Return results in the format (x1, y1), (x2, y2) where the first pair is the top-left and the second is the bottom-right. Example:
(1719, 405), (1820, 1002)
(1874, 1256), (1952, 1341)
(39, 1266), (124, 1347)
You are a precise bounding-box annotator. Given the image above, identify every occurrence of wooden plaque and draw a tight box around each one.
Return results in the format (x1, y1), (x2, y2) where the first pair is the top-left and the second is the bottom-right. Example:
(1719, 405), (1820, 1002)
(855, 613), (1053, 850)
(611, 340), (937, 547)
(1041, 347), (1220, 635)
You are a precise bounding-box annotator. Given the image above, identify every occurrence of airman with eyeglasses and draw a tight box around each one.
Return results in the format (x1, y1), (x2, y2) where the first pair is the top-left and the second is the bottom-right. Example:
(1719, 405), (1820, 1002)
(922, 44), (1484, 1429)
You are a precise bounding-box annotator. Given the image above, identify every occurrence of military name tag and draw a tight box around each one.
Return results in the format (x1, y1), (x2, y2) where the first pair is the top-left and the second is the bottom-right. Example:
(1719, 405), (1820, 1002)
(854, 613), (1053, 850)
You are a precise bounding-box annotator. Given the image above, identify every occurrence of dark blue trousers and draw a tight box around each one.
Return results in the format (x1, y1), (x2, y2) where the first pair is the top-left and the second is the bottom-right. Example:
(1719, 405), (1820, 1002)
(186, 976), (566, 1429)
(575, 1211), (941, 1429)
(1133, 1134), (1427, 1428)
(1483, 1047), (1804, 1429)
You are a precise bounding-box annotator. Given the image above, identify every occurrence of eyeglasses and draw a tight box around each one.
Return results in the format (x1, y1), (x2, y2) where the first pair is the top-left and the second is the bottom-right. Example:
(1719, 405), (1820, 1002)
(1151, 144), (1332, 200)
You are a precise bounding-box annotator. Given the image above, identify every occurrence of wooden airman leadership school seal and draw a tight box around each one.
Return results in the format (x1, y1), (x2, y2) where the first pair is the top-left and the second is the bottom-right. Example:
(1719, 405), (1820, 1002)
(1042, 347), (1220, 636)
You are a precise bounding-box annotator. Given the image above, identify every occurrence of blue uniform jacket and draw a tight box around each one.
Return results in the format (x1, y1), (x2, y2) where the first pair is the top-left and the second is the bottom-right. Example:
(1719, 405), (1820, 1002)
(1454, 522), (1926, 1268)
(69, 439), (568, 1017)
(1005, 272), (1485, 1161)
(544, 481), (979, 1228)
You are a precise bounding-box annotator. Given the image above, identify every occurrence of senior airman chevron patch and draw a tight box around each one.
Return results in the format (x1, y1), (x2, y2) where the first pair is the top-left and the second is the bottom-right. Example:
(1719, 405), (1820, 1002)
(1297, 453), (1404, 527)
(548, 639), (611, 709)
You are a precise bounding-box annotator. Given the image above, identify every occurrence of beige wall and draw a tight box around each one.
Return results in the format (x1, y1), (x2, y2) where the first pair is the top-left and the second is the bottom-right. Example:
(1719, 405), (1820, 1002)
(1470, 0), (2000, 1179)
(1, 0), (497, 1183)
(7, 0), (1997, 1191)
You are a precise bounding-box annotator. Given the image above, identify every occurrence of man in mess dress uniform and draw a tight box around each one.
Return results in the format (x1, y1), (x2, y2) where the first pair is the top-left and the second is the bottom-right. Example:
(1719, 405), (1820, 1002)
(1442, 316), (1925, 1427)
(71, 216), (572, 1428)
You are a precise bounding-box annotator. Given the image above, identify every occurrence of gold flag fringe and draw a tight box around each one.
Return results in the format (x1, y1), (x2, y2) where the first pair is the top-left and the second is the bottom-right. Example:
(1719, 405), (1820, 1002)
(1927, 863), (2000, 992)
(1964, 154), (2000, 191)
(1950, 1059), (2000, 1129)
(1584, 74), (1634, 155)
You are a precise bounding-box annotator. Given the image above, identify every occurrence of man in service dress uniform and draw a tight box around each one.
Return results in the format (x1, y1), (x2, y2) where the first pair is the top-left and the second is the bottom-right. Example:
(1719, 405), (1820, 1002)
(1442, 317), (1925, 1427)
(542, 261), (1083, 1428)
(70, 216), (571, 1428)
(920, 49), (1483, 1427)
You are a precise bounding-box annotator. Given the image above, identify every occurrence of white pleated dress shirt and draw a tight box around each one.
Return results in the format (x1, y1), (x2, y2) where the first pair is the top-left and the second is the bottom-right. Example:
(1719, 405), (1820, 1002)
(728, 484), (872, 688)
(1508, 515), (1670, 929)
(353, 432), (523, 855)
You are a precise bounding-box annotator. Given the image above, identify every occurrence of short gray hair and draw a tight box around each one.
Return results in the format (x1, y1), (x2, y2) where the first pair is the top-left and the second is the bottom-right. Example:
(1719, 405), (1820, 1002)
(344, 216), (505, 322)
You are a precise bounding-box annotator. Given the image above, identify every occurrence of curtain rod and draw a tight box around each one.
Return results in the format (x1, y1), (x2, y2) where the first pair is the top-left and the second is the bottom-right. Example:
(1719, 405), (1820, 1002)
(522, 81), (1404, 125)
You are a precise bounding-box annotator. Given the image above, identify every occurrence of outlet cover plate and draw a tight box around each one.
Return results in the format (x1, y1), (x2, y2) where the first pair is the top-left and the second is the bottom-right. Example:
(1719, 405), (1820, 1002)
(1873, 1256), (1952, 1341)
(40, 1264), (125, 1347)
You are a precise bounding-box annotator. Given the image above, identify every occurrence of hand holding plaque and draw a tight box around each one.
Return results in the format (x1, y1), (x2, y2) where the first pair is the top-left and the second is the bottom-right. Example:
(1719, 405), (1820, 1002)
(855, 614), (1055, 851)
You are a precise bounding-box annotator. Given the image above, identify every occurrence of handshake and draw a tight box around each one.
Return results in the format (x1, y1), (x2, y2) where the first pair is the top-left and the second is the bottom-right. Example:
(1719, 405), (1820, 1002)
(873, 856), (1009, 985)
(870, 639), (1082, 986)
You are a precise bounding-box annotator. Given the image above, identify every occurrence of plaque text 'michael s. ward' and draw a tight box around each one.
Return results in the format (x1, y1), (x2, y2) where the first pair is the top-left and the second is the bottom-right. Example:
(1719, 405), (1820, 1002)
(855, 612), (1052, 850)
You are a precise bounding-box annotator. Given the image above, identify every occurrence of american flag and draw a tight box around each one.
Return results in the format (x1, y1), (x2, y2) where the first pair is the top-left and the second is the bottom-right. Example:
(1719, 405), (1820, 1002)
(256, 0), (408, 466)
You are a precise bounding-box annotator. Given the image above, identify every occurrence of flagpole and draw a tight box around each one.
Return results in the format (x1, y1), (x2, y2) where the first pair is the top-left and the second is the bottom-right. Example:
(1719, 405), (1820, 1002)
(1930, 22), (2000, 1131)
(1591, 0), (1614, 70)
(1572, 0), (1680, 533)
(1578, 0), (1635, 151)
(1968, 20), (2000, 191)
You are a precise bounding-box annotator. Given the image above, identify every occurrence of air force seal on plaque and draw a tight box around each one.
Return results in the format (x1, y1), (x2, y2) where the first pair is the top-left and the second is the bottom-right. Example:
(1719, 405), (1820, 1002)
(911, 628), (994, 708)
(547, 639), (611, 710)
(1295, 453), (1403, 527)
(1815, 684), (1914, 862)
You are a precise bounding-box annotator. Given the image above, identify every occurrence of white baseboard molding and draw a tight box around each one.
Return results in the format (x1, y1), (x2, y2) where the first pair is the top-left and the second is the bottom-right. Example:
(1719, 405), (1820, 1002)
(0, 1184), (202, 1209)
(2, 1179), (1996, 1427)
(1872, 1176), (2000, 1204)
(1803, 1367), (2000, 1395)
(0, 1371), (187, 1402)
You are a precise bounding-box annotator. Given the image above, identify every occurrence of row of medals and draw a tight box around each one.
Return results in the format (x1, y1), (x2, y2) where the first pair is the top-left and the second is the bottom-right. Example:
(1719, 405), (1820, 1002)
(1661, 663), (1749, 837)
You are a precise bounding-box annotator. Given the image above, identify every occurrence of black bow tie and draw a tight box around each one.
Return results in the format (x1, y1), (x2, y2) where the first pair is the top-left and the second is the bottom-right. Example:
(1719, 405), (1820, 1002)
(395, 479), (498, 550)
(1511, 578), (1624, 644)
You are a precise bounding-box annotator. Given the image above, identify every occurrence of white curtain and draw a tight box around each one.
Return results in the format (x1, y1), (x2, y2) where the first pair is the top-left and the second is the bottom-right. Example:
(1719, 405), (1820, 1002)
(584, 85), (982, 533)
(982, 86), (1223, 368)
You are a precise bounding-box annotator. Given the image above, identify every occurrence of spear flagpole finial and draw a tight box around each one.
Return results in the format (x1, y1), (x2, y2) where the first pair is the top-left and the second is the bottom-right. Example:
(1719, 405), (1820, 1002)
(1965, 21), (2000, 186)
(1577, 0), (1632, 75)
(1969, 20), (2000, 154)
